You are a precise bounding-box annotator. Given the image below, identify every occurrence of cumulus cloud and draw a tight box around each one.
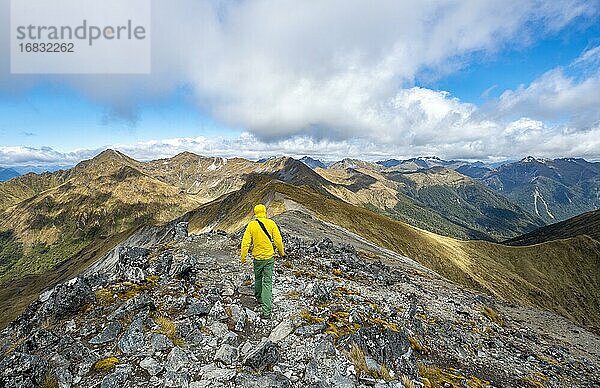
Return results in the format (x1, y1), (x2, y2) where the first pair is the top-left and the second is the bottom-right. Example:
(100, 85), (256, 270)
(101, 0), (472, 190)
(0, 146), (96, 165)
(0, 0), (599, 162)
(496, 66), (600, 129)
(2, 120), (599, 167)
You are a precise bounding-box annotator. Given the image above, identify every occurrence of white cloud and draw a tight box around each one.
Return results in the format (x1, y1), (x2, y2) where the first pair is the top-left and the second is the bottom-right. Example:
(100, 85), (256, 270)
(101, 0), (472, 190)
(2, 120), (600, 167)
(0, 146), (94, 165)
(496, 69), (600, 129)
(0, 0), (598, 162)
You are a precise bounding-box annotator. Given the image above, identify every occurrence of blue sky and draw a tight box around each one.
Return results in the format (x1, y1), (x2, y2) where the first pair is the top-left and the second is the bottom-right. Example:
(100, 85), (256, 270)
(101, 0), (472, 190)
(0, 0), (599, 165)
(422, 20), (600, 104)
(0, 86), (240, 151)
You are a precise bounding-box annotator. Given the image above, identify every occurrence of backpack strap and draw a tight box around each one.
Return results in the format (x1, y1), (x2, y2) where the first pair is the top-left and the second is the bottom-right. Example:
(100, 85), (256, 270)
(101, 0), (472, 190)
(255, 219), (273, 242)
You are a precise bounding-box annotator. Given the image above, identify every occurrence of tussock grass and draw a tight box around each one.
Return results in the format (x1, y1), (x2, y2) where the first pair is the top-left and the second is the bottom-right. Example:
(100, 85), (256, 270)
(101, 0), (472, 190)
(284, 290), (300, 299)
(93, 357), (120, 373)
(418, 364), (489, 388)
(408, 336), (430, 354)
(401, 375), (415, 388)
(39, 371), (58, 388)
(481, 305), (504, 326)
(325, 310), (360, 339)
(154, 315), (184, 346)
(95, 275), (159, 307)
(300, 309), (324, 324)
(366, 316), (400, 332)
(333, 286), (359, 298)
(346, 343), (392, 381)
(520, 372), (548, 388)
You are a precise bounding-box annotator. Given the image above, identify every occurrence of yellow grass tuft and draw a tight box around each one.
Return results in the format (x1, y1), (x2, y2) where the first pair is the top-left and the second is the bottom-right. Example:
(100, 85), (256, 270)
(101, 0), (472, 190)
(93, 357), (120, 373)
(95, 275), (159, 306)
(285, 290), (300, 299)
(154, 315), (185, 346)
(367, 316), (401, 332)
(95, 288), (116, 306)
(520, 372), (548, 388)
(346, 343), (392, 381)
(325, 310), (360, 339)
(333, 286), (360, 298)
(418, 364), (489, 388)
(283, 260), (293, 269)
(408, 336), (430, 354)
(39, 371), (58, 388)
(401, 375), (415, 388)
(481, 305), (504, 326)
(300, 309), (324, 324)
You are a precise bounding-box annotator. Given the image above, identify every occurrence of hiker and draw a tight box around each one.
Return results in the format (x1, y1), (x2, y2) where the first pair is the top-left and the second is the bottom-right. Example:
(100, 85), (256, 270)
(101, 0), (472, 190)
(240, 204), (285, 319)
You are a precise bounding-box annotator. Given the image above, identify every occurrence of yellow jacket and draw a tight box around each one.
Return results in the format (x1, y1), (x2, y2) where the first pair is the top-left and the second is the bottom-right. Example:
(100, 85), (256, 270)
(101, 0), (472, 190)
(241, 204), (285, 263)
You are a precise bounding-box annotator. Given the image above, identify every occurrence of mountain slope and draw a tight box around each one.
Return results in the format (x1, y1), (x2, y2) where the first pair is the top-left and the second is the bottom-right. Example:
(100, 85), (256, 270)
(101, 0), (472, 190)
(0, 150), (204, 283)
(0, 151), (332, 286)
(386, 167), (545, 240)
(0, 170), (70, 210)
(0, 168), (20, 182)
(186, 175), (600, 331)
(316, 165), (544, 241)
(481, 157), (600, 222)
(299, 156), (328, 169)
(506, 209), (600, 246)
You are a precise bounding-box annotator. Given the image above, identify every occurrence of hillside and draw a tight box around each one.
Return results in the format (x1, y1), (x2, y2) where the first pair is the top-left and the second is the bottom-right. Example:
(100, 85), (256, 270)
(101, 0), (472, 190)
(316, 165), (544, 241)
(481, 157), (600, 222)
(1, 151), (598, 334)
(506, 210), (600, 245)
(0, 167), (20, 182)
(386, 167), (545, 240)
(0, 150), (204, 283)
(186, 175), (600, 332)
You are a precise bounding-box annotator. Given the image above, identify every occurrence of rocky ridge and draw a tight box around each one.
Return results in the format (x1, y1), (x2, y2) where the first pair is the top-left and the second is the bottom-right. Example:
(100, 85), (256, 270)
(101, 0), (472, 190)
(1, 221), (599, 387)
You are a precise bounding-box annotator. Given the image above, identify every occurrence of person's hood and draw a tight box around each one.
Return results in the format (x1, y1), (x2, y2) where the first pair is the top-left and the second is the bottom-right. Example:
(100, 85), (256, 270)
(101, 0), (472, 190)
(254, 204), (267, 218)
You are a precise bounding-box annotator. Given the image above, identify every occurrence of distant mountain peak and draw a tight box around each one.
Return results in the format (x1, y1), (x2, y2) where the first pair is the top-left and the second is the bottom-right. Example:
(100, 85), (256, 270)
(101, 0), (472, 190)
(299, 156), (328, 169)
(521, 156), (539, 163)
(95, 148), (127, 160)
(173, 151), (202, 159)
(257, 156), (278, 163)
(0, 167), (20, 182)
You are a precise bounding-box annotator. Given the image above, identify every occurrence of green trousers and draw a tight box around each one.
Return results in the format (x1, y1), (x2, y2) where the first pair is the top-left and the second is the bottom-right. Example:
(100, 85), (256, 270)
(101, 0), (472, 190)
(253, 258), (274, 316)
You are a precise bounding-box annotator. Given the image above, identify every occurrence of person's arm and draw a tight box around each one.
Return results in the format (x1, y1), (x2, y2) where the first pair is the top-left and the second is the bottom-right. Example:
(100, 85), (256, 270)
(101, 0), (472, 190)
(272, 222), (285, 257)
(240, 223), (252, 264)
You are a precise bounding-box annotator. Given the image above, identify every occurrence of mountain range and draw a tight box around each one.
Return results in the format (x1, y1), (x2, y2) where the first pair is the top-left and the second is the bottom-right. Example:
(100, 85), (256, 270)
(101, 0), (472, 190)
(0, 150), (598, 328)
(0, 167), (20, 182)
(0, 149), (599, 386)
(302, 155), (600, 225)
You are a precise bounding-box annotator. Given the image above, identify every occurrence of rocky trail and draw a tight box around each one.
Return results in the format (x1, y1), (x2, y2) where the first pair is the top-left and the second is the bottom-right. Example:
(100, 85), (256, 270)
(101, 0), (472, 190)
(1, 212), (599, 387)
